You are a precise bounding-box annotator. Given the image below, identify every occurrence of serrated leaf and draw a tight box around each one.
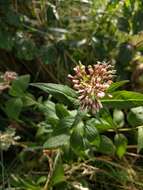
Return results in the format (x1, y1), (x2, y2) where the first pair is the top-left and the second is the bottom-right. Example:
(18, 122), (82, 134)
(85, 120), (100, 147)
(98, 135), (115, 155)
(43, 134), (70, 149)
(70, 123), (85, 154)
(114, 134), (127, 158)
(89, 118), (114, 132)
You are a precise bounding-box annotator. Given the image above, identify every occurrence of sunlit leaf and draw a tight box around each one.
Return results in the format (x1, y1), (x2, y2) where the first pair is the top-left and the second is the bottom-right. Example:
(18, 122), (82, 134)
(114, 134), (127, 158)
(137, 126), (143, 153)
(127, 106), (143, 127)
(113, 109), (125, 128)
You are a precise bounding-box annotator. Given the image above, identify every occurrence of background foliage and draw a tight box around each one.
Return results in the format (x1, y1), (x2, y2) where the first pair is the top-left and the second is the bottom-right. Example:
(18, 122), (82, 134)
(1, 0), (143, 83)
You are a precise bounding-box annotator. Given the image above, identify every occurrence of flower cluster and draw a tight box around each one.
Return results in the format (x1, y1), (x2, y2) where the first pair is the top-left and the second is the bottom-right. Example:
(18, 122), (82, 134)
(68, 62), (115, 114)
(0, 71), (17, 92)
(3, 71), (17, 83)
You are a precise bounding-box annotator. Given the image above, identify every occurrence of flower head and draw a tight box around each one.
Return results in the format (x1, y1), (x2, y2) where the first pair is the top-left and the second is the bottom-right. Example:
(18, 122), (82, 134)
(3, 71), (17, 83)
(68, 61), (115, 114)
(0, 71), (17, 93)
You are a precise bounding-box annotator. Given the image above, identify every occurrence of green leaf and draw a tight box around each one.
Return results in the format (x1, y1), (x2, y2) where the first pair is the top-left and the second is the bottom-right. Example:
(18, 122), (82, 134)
(15, 39), (37, 61)
(72, 109), (88, 128)
(85, 120), (100, 147)
(31, 83), (78, 104)
(22, 93), (36, 107)
(117, 17), (130, 32)
(107, 80), (129, 93)
(127, 106), (143, 127)
(88, 118), (114, 132)
(4, 98), (23, 120)
(102, 91), (143, 108)
(137, 126), (143, 153)
(56, 116), (75, 134)
(47, 117), (59, 128)
(9, 75), (30, 97)
(55, 104), (70, 118)
(113, 109), (125, 128)
(114, 134), (127, 158)
(11, 175), (40, 190)
(70, 122), (85, 154)
(100, 109), (117, 129)
(36, 122), (52, 139)
(40, 45), (57, 64)
(38, 100), (58, 120)
(6, 11), (20, 26)
(98, 135), (115, 155)
(50, 152), (65, 186)
(43, 134), (70, 149)
(36, 176), (47, 185)
(0, 30), (14, 50)
(90, 112), (116, 132)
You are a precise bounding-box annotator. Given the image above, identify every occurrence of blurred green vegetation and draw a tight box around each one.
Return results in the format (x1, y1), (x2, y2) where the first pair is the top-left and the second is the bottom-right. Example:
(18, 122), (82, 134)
(0, 0), (143, 84)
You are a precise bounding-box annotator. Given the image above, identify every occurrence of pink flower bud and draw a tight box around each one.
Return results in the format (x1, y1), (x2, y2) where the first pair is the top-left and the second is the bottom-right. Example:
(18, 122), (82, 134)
(73, 84), (80, 89)
(72, 79), (79, 84)
(108, 94), (113, 98)
(68, 74), (74, 80)
(3, 71), (17, 83)
(78, 95), (85, 100)
(78, 89), (85, 93)
(97, 92), (105, 98)
(103, 84), (110, 88)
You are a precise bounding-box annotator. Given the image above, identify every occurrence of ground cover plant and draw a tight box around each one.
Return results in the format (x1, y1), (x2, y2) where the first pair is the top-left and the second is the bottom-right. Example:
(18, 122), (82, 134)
(1, 0), (143, 190)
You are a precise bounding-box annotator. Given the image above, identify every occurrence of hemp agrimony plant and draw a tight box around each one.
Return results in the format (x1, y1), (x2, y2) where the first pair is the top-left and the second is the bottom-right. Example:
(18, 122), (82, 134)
(4, 62), (143, 190)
